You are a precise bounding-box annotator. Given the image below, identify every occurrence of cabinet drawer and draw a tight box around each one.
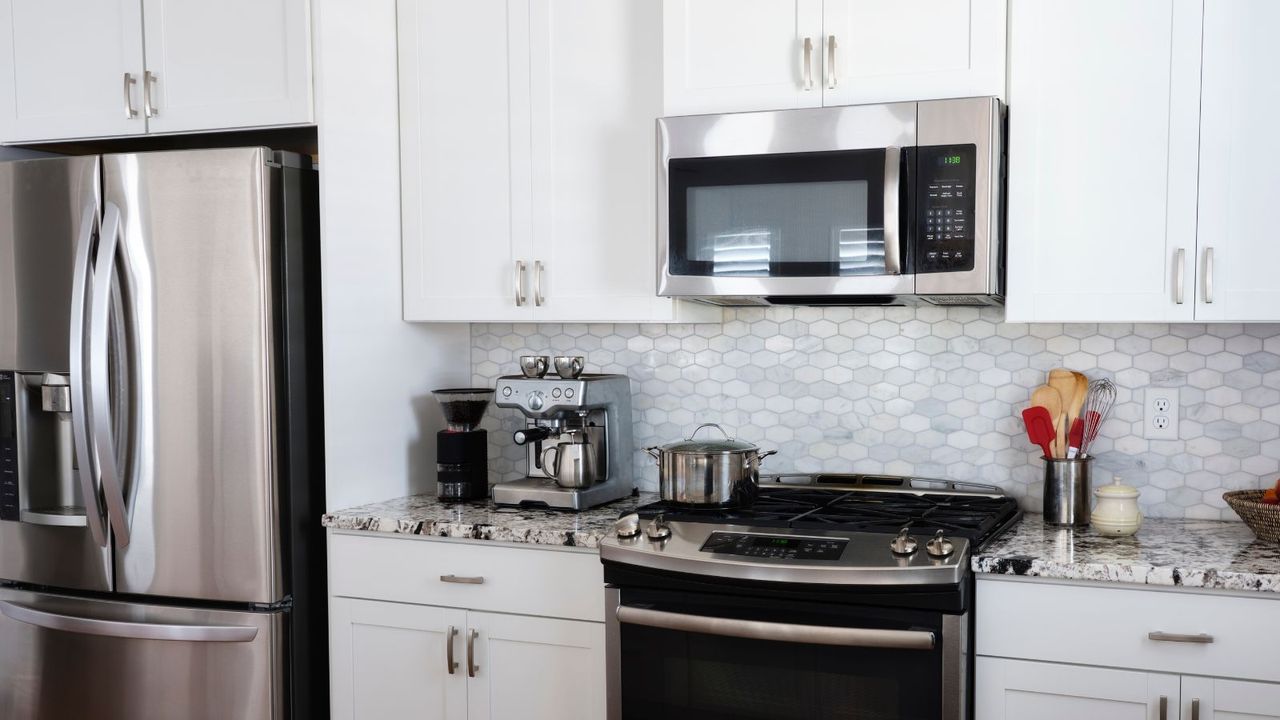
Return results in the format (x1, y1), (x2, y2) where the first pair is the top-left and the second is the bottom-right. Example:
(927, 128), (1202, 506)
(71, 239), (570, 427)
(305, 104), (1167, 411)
(976, 578), (1280, 682)
(328, 532), (605, 622)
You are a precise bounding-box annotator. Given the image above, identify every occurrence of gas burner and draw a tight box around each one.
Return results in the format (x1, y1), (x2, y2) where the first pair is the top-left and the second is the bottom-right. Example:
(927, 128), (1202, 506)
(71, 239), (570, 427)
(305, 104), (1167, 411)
(630, 472), (1021, 550)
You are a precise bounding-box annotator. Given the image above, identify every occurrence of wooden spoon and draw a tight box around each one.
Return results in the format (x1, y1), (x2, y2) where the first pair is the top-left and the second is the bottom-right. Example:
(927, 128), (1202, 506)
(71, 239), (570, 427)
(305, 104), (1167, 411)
(1031, 384), (1065, 457)
(1048, 370), (1081, 457)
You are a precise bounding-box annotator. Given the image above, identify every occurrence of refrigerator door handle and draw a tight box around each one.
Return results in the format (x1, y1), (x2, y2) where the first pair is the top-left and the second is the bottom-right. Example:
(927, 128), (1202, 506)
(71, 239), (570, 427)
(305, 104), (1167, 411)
(89, 202), (131, 548)
(68, 202), (109, 548)
(0, 600), (258, 642)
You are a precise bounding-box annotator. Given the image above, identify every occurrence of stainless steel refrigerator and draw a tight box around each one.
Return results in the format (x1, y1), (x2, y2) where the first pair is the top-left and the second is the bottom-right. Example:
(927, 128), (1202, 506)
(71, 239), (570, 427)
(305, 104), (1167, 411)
(0, 148), (325, 719)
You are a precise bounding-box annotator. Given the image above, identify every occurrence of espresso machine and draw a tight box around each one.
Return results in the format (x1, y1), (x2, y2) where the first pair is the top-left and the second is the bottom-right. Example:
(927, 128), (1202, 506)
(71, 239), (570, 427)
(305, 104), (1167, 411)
(492, 364), (634, 510)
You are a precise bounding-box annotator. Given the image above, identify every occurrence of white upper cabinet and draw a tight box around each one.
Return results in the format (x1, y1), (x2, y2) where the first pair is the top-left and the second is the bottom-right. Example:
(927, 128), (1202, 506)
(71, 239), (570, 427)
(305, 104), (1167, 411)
(663, 0), (823, 116)
(1195, 0), (1280, 322)
(663, 0), (1005, 116)
(398, 0), (530, 321)
(1004, 0), (1204, 323)
(0, 0), (147, 142)
(139, 0), (313, 134)
(0, 0), (312, 143)
(399, 0), (719, 323)
(820, 0), (1006, 107)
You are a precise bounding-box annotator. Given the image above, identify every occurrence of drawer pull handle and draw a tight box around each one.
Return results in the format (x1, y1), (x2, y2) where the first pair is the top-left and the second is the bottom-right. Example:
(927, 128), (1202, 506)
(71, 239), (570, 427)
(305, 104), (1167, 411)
(1148, 631), (1214, 644)
(440, 574), (485, 585)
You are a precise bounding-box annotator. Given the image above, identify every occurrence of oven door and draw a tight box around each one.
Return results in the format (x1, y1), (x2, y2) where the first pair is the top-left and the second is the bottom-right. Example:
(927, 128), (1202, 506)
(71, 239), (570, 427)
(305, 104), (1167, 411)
(606, 586), (966, 720)
(658, 103), (917, 300)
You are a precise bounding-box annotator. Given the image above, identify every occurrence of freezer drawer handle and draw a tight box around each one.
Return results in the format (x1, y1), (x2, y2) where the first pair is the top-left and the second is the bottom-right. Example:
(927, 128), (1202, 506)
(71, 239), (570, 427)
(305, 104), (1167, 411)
(0, 601), (258, 643)
(616, 606), (936, 650)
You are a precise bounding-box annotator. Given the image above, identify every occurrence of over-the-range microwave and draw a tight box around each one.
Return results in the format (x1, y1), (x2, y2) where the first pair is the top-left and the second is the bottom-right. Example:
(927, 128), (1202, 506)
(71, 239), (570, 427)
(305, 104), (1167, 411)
(658, 96), (1005, 306)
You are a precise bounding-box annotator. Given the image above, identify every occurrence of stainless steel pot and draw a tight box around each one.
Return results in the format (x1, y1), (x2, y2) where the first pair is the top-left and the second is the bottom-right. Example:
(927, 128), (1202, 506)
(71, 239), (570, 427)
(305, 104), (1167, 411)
(644, 424), (777, 507)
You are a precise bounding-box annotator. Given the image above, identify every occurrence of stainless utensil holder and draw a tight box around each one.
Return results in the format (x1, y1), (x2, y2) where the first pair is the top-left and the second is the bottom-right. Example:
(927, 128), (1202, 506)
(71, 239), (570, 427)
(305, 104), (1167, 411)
(1043, 456), (1092, 527)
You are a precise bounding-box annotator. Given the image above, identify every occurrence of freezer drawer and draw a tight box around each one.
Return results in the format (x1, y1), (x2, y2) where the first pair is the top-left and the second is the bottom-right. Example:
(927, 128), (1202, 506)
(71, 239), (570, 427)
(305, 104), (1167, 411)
(0, 588), (284, 720)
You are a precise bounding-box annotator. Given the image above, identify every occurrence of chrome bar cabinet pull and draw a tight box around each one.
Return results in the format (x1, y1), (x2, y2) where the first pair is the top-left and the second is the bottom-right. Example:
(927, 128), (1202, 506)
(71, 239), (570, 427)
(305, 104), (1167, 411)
(466, 628), (479, 677)
(143, 71), (158, 118)
(1148, 631), (1214, 644)
(826, 35), (837, 89)
(1204, 247), (1214, 304)
(122, 73), (138, 119)
(445, 625), (458, 674)
(533, 260), (544, 307)
(1191, 697), (1200, 720)
(1174, 248), (1186, 304)
(440, 574), (485, 585)
(514, 260), (526, 306)
(802, 37), (814, 91)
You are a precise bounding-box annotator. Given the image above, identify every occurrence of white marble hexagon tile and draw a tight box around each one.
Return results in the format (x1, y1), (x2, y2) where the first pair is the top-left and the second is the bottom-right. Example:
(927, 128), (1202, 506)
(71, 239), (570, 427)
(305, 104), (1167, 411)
(471, 306), (1280, 520)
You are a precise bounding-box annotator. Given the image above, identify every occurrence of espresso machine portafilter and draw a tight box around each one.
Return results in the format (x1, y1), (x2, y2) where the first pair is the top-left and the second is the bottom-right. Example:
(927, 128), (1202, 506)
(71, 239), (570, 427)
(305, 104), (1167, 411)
(492, 372), (634, 511)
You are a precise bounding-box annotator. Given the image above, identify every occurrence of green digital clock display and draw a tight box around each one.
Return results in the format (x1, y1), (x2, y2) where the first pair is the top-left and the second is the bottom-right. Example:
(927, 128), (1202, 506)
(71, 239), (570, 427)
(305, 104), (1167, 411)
(941, 155), (963, 165)
(752, 536), (799, 548)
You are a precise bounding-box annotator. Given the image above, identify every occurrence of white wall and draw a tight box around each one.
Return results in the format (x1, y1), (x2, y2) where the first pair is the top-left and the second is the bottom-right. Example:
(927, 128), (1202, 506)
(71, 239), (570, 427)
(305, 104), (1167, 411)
(314, 0), (470, 510)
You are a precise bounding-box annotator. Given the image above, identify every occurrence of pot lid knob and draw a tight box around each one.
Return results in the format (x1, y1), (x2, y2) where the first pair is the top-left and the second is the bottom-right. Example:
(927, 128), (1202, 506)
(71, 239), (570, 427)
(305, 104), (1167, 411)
(645, 514), (672, 542)
(889, 527), (918, 555)
(926, 530), (955, 558)
(614, 513), (641, 539)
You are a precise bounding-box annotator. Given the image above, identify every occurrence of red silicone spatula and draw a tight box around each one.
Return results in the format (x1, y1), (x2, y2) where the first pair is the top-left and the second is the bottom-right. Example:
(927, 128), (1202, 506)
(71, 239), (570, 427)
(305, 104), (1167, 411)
(1021, 406), (1056, 459)
(1067, 417), (1084, 458)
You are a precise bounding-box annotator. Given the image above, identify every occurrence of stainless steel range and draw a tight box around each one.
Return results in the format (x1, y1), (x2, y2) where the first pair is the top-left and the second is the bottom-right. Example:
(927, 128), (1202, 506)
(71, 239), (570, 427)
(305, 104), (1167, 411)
(600, 474), (1021, 720)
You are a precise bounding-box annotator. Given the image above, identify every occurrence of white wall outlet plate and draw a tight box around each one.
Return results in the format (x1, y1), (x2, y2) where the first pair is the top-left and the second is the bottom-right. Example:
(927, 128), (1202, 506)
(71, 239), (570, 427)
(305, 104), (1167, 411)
(1143, 387), (1179, 441)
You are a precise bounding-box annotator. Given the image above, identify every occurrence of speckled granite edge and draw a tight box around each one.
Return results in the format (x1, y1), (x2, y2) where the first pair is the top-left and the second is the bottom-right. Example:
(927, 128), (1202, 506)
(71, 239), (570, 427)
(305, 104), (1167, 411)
(322, 492), (658, 549)
(973, 514), (1280, 594)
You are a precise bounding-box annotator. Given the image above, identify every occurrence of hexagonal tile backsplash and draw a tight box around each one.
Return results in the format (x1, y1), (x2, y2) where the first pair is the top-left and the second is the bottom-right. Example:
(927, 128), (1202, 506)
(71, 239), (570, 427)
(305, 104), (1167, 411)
(472, 307), (1280, 520)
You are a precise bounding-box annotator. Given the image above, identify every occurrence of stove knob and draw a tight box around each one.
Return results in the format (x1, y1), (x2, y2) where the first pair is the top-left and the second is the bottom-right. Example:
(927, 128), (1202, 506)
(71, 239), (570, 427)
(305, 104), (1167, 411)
(889, 527), (918, 555)
(645, 515), (672, 542)
(614, 513), (641, 539)
(926, 530), (955, 558)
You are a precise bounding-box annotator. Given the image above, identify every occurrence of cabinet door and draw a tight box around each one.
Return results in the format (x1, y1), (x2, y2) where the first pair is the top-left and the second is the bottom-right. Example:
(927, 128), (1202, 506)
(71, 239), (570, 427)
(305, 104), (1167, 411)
(1195, 0), (1280, 322)
(0, 0), (146, 142)
(398, 0), (533, 322)
(466, 611), (605, 720)
(329, 597), (468, 720)
(139, 0), (311, 134)
(1183, 676), (1280, 720)
(976, 657), (1180, 720)
(1004, 0), (1203, 323)
(820, 0), (1005, 106)
(527, 0), (675, 322)
(663, 0), (822, 115)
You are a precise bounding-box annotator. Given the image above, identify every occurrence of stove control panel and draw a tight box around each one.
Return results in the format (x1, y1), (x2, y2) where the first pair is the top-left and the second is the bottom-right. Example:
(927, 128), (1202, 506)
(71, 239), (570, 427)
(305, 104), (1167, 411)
(699, 532), (847, 561)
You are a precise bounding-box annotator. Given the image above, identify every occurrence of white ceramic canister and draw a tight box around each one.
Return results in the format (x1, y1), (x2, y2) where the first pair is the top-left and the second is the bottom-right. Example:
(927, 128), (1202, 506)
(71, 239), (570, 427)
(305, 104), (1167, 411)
(1092, 477), (1143, 536)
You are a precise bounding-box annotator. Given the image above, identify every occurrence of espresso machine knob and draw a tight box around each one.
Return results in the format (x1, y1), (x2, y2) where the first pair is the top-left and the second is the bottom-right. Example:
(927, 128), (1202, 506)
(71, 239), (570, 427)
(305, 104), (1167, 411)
(527, 391), (545, 411)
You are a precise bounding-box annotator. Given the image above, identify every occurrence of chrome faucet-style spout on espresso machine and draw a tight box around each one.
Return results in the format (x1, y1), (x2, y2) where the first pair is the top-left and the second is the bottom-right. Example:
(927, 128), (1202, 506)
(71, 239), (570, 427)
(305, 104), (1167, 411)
(492, 371), (634, 510)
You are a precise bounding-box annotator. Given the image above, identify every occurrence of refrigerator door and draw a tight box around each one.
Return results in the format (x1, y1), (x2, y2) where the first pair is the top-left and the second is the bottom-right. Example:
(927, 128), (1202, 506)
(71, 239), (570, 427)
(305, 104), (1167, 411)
(0, 156), (113, 593)
(102, 148), (283, 604)
(0, 586), (283, 720)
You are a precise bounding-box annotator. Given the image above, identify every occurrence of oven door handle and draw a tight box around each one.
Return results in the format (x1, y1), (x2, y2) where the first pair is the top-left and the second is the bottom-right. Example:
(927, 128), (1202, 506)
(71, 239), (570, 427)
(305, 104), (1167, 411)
(615, 606), (936, 650)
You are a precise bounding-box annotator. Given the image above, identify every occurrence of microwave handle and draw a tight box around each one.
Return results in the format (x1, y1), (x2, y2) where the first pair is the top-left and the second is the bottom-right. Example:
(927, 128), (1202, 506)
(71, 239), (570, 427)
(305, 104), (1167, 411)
(883, 146), (902, 276)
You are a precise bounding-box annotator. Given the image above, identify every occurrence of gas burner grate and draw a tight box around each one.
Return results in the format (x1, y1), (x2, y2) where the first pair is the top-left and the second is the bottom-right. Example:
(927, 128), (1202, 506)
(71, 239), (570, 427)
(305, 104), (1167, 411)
(632, 484), (1021, 549)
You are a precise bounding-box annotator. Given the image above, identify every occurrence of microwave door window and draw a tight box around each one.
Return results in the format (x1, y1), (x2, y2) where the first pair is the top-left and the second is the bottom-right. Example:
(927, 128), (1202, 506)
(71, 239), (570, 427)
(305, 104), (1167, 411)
(671, 150), (888, 278)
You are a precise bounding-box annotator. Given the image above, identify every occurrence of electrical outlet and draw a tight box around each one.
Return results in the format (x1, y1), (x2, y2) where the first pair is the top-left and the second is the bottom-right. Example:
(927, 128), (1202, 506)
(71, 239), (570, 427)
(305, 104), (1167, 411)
(1143, 387), (1179, 440)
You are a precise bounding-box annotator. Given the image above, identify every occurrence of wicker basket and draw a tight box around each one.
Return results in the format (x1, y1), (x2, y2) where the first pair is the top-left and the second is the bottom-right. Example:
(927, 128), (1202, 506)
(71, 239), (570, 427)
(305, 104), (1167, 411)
(1224, 490), (1280, 542)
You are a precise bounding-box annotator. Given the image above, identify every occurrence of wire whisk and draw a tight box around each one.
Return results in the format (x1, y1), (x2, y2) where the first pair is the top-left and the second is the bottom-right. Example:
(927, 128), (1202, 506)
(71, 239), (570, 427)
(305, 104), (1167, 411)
(1079, 378), (1116, 457)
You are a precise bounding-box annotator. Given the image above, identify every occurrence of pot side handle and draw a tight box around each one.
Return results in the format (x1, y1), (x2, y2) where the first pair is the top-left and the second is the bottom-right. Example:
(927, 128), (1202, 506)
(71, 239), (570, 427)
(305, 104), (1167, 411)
(644, 447), (662, 462)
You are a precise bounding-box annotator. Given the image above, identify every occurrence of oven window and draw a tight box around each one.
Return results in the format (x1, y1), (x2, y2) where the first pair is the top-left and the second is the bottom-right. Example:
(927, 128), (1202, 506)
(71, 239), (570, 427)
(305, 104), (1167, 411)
(617, 591), (946, 720)
(668, 149), (890, 278)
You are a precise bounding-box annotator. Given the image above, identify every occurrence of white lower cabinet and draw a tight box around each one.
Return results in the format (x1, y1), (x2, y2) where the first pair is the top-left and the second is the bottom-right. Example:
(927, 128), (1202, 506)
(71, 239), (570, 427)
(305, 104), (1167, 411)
(328, 533), (607, 720)
(977, 657), (1178, 720)
(976, 578), (1280, 719)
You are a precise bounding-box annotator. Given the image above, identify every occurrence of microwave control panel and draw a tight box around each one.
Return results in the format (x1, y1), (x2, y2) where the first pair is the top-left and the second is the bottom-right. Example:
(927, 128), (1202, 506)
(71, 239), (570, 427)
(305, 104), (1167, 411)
(1, 372), (18, 521)
(916, 144), (977, 273)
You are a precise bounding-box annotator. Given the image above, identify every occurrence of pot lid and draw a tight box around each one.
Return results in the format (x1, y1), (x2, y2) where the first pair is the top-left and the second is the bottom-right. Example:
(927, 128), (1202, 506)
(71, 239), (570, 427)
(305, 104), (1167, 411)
(659, 423), (759, 454)
(1094, 477), (1140, 499)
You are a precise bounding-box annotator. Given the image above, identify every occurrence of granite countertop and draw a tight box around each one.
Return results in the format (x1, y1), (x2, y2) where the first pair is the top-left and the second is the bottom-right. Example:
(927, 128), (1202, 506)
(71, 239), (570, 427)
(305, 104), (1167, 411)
(321, 492), (659, 549)
(973, 514), (1280, 594)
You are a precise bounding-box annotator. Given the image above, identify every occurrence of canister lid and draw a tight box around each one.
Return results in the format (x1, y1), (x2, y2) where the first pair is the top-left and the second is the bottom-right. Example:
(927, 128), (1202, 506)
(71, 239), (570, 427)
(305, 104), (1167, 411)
(1094, 476), (1140, 499)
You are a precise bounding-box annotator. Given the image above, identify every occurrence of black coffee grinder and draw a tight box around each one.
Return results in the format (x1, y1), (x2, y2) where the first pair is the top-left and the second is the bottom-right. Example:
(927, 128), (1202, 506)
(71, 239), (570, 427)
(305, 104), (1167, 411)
(434, 388), (494, 501)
